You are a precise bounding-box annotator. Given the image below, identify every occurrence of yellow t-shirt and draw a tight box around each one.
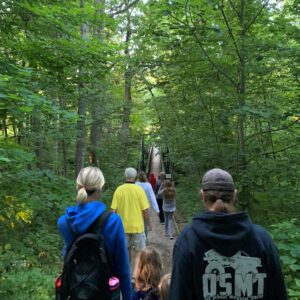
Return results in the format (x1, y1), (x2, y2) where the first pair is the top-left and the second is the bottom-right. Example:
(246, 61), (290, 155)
(111, 183), (149, 234)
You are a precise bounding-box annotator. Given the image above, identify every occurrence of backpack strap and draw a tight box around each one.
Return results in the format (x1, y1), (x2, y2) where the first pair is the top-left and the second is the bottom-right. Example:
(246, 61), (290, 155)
(64, 211), (113, 265)
(88, 210), (112, 236)
(90, 210), (114, 267)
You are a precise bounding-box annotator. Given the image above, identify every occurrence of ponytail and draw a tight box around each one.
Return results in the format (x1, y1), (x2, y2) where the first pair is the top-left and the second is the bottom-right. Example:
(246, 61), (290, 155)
(76, 166), (105, 204)
(76, 187), (88, 204)
(211, 199), (229, 213)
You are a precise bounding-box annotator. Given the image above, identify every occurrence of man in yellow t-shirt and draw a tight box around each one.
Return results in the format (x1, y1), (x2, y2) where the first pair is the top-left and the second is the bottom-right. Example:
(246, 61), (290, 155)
(111, 167), (150, 274)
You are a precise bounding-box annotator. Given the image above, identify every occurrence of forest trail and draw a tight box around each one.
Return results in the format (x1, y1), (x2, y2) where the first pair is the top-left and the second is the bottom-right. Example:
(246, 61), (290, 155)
(147, 209), (176, 274)
(148, 147), (177, 274)
(147, 146), (176, 274)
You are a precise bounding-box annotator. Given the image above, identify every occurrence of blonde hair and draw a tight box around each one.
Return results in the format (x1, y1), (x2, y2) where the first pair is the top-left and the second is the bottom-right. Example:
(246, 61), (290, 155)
(134, 246), (162, 291)
(76, 167), (105, 204)
(137, 170), (148, 182)
(159, 273), (171, 300)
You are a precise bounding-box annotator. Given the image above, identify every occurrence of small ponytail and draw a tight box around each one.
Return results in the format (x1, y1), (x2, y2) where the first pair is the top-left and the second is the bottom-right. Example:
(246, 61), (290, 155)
(211, 199), (228, 213)
(76, 187), (88, 204)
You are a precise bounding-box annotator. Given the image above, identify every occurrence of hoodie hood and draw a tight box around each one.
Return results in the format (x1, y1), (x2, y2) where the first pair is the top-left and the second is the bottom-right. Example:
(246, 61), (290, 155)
(191, 211), (252, 257)
(65, 200), (106, 234)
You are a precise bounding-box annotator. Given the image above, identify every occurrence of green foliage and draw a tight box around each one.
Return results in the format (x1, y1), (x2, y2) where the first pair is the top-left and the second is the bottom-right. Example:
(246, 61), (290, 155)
(0, 0), (299, 297)
(0, 268), (56, 300)
(0, 168), (73, 299)
(175, 176), (203, 221)
(0, 138), (35, 171)
(270, 219), (300, 299)
(0, 195), (32, 234)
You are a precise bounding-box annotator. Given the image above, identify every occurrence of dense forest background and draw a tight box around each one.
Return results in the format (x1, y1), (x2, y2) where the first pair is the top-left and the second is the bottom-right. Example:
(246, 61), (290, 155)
(0, 0), (299, 298)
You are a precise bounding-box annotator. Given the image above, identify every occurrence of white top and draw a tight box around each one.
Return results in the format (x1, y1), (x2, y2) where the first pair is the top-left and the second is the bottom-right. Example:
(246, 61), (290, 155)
(135, 182), (160, 213)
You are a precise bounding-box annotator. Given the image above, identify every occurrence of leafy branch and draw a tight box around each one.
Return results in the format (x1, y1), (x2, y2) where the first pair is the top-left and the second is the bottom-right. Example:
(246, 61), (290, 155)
(244, 0), (270, 34)
(219, 0), (242, 63)
(245, 117), (300, 142)
(109, 0), (140, 17)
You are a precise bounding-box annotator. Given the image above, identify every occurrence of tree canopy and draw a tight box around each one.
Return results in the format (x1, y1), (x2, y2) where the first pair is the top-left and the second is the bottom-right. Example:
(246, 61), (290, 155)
(0, 0), (299, 298)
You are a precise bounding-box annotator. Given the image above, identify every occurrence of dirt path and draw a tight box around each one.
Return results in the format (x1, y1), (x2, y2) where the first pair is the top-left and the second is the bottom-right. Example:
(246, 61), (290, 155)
(146, 146), (182, 274)
(147, 209), (176, 274)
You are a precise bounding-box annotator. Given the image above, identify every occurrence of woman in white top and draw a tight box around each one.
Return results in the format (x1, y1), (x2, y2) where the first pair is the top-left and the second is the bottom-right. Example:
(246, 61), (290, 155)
(136, 171), (159, 214)
(136, 171), (160, 241)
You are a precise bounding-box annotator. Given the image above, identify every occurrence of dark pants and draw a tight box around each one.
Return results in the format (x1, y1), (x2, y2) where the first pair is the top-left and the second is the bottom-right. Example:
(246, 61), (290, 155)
(157, 198), (165, 223)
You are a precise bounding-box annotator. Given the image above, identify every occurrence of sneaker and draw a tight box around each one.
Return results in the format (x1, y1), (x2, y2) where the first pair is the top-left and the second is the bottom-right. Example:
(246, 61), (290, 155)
(161, 222), (165, 225)
(170, 236), (174, 240)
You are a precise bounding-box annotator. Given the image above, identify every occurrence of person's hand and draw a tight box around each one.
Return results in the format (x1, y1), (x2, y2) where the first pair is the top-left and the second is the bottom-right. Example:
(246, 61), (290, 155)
(148, 225), (152, 231)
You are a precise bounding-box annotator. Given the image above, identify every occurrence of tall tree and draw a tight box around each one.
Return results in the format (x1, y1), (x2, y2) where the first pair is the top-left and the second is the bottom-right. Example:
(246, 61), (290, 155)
(75, 0), (89, 175)
(120, 2), (133, 160)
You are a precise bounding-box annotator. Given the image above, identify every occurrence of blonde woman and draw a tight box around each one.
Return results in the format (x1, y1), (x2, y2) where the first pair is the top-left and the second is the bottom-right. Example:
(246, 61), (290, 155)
(57, 166), (131, 300)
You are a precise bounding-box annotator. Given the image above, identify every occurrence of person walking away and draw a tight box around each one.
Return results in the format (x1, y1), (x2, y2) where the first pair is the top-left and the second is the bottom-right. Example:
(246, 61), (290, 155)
(169, 168), (287, 300)
(131, 246), (161, 300)
(148, 172), (157, 191)
(157, 180), (176, 240)
(136, 171), (159, 239)
(111, 167), (150, 275)
(159, 273), (171, 300)
(155, 172), (165, 224)
(57, 166), (131, 300)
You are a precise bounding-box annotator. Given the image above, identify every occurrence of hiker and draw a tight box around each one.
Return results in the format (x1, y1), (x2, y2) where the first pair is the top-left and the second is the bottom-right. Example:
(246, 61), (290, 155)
(169, 168), (288, 300)
(131, 246), (162, 300)
(111, 167), (150, 274)
(136, 171), (159, 215)
(57, 166), (131, 300)
(155, 171), (165, 224)
(148, 172), (157, 191)
(136, 171), (159, 241)
(157, 180), (176, 240)
(159, 273), (171, 300)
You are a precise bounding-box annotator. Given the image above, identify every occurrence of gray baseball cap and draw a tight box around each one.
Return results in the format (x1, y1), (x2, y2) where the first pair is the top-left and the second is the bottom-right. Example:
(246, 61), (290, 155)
(201, 168), (235, 191)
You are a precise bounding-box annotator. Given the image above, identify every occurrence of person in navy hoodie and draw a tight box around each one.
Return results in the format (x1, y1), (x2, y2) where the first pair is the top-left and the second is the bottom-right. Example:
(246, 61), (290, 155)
(169, 168), (287, 300)
(57, 166), (131, 300)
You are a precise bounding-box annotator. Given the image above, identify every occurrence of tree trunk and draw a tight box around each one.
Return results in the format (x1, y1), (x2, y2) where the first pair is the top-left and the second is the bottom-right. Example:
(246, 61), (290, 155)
(2, 117), (8, 138)
(75, 82), (88, 176)
(31, 112), (44, 169)
(75, 0), (89, 176)
(59, 97), (68, 177)
(120, 5), (132, 159)
(88, 0), (105, 166)
(237, 0), (250, 210)
(89, 96), (102, 166)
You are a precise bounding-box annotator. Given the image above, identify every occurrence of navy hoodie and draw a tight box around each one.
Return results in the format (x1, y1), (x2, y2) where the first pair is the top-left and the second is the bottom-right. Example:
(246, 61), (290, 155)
(169, 211), (287, 300)
(57, 200), (132, 300)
